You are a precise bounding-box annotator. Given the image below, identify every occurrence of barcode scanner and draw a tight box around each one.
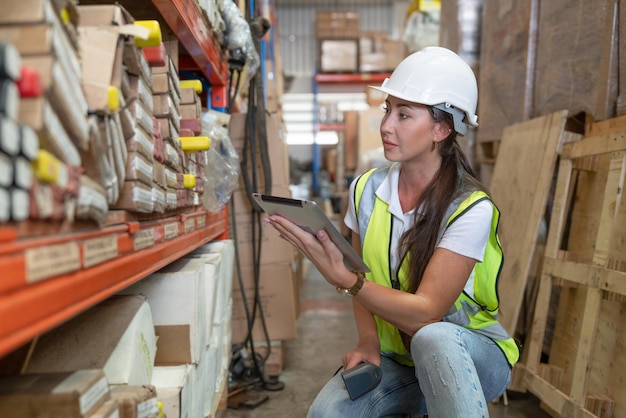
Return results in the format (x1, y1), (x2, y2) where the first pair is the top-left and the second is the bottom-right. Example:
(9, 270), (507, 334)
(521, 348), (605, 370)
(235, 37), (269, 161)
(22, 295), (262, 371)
(341, 362), (382, 400)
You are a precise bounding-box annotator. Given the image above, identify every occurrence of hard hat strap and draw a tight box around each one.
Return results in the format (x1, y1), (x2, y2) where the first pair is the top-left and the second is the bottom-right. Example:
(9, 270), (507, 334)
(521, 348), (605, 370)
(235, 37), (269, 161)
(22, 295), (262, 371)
(433, 103), (467, 135)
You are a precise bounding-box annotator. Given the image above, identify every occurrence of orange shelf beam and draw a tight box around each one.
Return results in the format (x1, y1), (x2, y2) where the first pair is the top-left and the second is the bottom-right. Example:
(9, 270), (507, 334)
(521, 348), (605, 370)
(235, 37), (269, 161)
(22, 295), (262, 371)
(0, 209), (228, 358)
(319, 123), (345, 131)
(151, 0), (227, 86)
(314, 72), (391, 85)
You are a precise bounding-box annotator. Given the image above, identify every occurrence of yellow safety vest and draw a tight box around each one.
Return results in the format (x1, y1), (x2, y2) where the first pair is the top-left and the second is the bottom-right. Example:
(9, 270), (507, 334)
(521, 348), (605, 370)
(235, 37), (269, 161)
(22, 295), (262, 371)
(354, 167), (519, 367)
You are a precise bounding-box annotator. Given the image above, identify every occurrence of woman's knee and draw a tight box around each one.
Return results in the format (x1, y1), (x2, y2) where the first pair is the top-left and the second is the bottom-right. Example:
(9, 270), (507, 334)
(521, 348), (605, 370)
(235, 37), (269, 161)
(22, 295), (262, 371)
(411, 322), (454, 349)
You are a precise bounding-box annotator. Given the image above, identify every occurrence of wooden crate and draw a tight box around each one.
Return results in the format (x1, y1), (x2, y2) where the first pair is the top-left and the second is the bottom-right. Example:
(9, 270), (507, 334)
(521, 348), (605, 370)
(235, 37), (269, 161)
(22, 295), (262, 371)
(516, 115), (626, 418)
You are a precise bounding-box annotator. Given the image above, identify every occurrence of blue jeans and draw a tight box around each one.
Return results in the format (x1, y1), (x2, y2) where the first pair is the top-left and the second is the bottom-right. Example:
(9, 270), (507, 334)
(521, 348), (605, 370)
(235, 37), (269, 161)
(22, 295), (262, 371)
(307, 322), (511, 418)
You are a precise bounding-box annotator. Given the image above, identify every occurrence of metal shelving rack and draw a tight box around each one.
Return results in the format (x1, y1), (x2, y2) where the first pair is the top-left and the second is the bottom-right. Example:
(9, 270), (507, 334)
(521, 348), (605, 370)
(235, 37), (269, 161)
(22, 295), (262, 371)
(0, 0), (231, 359)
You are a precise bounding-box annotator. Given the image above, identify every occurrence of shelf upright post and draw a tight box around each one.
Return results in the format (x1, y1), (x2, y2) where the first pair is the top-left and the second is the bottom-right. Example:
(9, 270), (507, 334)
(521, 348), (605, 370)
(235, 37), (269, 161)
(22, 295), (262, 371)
(312, 71), (320, 197)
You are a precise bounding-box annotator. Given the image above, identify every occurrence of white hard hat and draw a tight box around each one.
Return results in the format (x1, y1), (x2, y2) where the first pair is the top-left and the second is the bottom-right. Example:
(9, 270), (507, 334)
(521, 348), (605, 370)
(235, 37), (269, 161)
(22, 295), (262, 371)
(370, 46), (478, 135)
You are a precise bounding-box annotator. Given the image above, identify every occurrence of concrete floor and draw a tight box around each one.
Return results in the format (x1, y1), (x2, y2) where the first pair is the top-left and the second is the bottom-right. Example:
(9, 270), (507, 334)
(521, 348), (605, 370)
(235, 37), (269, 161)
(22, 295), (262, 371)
(223, 259), (551, 418)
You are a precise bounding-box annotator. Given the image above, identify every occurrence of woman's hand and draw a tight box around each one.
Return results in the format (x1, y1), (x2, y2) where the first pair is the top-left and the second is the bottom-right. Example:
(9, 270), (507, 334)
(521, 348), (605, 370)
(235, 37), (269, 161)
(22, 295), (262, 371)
(342, 343), (381, 370)
(264, 214), (355, 288)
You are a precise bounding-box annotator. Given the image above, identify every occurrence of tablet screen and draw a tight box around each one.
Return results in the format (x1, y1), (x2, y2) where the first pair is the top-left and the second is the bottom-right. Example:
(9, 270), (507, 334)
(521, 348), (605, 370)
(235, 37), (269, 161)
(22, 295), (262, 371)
(252, 193), (370, 272)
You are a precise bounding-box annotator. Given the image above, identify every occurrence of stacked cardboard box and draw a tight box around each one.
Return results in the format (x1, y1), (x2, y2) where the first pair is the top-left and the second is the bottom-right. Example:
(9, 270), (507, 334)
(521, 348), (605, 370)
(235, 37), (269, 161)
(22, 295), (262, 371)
(182, 240), (235, 417)
(0, 0), (230, 225)
(0, 42), (37, 223)
(227, 112), (298, 346)
(315, 10), (360, 38)
(359, 31), (407, 73)
(0, 369), (117, 418)
(10, 240), (234, 418)
(0, 0), (94, 223)
(316, 11), (360, 73)
(119, 240), (235, 418)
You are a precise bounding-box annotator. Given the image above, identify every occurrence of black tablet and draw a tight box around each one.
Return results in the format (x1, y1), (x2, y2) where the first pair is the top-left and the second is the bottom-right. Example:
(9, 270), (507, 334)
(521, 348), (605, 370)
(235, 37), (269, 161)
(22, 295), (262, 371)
(252, 193), (370, 272)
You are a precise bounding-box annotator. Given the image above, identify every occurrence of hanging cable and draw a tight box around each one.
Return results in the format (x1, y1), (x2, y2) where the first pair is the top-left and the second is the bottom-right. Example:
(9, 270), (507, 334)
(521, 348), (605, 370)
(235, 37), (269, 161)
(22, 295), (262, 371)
(227, 4), (283, 393)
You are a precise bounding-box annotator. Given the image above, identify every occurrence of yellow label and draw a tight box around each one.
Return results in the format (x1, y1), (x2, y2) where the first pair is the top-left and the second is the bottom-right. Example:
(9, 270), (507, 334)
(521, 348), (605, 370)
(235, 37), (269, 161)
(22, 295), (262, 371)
(107, 86), (120, 111)
(183, 174), (196, 189)
(134, 20), (162, 47)
(180, 79), (203, 93)
(180, 137), (210, 153)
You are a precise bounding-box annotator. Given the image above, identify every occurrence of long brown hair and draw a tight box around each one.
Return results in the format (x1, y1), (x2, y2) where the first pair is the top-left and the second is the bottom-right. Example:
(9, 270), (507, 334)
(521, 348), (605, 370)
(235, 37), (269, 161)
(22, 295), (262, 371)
(398, 106), (486, 348)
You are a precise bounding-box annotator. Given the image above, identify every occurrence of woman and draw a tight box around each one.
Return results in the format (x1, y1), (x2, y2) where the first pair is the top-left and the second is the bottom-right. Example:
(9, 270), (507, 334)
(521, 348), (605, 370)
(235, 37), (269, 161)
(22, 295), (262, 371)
(265, 46), (519, 417)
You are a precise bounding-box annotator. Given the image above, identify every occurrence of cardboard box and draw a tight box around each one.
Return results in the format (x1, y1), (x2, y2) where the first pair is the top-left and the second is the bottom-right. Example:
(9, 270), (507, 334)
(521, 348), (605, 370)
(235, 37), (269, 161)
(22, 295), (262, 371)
(202, 345), (219, 416)
(20, 55), (89, 150)
(0, 0), (54, 24)
(0, 24), (55, 55)
(152, 72), (170, 95)
(188, 360), (206, 418)
(358, 107), (384, 155)
(110, 385), (158, 418)
(110, 180), (154, 213)
(125, 125), (154, 162)
(24, 295), (157, 386)
(183, 246), (231, 346)
(228, 112), (290, 189)
(179, 102), (201, 119)
(89, 400), (120, 418)
(77, 4), (133, 27)
(151, 365), (193, 418)
(128, 74), (154, 111)
(119, 258), (207, 365)
(231, 263), (297, 344)
(179, 88), (197, 105)
(315, 10), (360, 38)
(0, 369), (110, 418)
(123, 40), (153, 83)
(319, 39), (359, 72)
(186, 240), (235, 330)
(18, 96), (81, 167)
(382, 40), (407, 70)
(124, 150), (153, 187)
(79, 26), (124, 111)
(78, 4), (151, 111)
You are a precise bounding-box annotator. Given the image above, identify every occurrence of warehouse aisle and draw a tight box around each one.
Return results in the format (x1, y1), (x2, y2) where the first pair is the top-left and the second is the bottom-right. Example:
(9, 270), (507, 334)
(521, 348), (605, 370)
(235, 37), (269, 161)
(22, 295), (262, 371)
(223, 258), (551, 418)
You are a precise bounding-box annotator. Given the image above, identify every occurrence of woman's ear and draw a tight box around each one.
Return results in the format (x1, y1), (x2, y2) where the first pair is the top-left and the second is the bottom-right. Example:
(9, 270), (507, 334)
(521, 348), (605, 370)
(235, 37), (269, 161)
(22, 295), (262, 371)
(434, 122), (452, 142)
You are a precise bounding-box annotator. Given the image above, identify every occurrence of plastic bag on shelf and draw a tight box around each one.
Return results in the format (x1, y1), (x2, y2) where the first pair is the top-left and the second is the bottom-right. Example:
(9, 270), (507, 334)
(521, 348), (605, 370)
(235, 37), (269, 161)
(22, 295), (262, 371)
(219, 0), (260, 80)
(200, 113), (240, 213)
(402, 10), (440, 53)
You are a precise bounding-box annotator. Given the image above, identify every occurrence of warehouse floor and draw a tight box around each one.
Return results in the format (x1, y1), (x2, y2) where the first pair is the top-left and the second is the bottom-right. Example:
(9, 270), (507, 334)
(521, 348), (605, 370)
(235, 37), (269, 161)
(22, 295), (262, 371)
(223, 258), (551, 418)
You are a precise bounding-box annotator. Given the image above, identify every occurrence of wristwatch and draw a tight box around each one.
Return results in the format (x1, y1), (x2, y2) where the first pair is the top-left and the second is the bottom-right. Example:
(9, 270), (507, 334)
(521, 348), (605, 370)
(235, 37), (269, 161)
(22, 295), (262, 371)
(336, 271), (365, 297)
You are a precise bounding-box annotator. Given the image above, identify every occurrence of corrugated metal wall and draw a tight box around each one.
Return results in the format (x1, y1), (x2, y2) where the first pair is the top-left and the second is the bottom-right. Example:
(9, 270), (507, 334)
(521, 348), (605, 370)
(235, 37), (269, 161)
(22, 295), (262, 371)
(275, 2), (407, 77)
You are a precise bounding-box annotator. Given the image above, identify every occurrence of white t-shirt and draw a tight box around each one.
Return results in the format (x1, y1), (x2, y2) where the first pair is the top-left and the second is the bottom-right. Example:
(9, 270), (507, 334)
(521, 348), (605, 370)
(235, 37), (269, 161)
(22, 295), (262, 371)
(344, 163), (492, 273)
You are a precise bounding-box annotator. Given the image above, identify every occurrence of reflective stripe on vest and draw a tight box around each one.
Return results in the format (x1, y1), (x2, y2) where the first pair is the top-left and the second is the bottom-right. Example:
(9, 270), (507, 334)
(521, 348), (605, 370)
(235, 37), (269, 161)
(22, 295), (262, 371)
(353, 167), (519, 367)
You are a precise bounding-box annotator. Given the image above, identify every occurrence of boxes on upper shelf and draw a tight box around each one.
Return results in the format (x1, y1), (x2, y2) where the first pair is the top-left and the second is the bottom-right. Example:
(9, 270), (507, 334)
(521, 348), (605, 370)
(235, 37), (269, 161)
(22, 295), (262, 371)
(319, 39), (359, 73)
(315, 10), (360, 38)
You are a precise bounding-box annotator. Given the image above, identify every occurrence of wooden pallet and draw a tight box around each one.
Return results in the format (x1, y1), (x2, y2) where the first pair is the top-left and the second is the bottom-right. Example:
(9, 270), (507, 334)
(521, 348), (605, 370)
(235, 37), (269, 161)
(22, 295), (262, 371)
(490, 110), (572, 337)
(515, 117), (626, 417)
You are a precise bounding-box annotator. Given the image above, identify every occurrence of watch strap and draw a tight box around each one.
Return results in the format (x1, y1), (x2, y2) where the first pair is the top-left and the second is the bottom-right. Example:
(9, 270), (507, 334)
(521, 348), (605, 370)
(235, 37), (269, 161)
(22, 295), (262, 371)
(336, 271), (365, 296)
